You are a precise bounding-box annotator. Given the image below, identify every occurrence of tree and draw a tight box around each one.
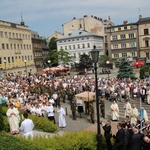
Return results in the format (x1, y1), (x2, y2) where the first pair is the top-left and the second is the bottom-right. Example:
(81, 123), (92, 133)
(117, 58), (136, 79)
(57, 49), (74, 65)
(99, 54), (112, 68)
(76, 54), (93, 70)
(140, 65), (149, 79)
(48, 37), (57, 50)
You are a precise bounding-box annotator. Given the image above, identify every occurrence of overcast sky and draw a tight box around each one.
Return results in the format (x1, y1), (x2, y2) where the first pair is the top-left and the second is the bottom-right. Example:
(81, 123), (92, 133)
(0, 0), (149, 38)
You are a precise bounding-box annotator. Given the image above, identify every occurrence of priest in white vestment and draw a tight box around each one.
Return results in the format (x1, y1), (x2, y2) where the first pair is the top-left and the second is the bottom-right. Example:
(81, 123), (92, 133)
(130, 104), (139, 125)
(124, 100), (131, 118)
(6, 103), (20, 134)
(57, 104), (66, 128)
(110, 101), (119, 121)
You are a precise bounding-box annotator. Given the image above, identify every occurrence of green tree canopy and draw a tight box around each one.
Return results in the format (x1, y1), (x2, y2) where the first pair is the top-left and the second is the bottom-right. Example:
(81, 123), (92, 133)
(76, 53), (93, 70)
(117, 58), (136, 79)
(48, 37), (57, 50)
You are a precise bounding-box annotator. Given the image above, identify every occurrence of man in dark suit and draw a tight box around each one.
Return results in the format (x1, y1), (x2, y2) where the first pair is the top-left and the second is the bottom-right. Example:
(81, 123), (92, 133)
(102, 120), (112, 150)
(113, 123), (125, 150)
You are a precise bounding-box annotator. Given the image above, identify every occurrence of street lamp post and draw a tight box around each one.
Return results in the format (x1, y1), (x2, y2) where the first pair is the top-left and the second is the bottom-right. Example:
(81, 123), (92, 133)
(106, 60), (110, 79)
(90, 45), (102, 150)
(24, 60), (27, 75)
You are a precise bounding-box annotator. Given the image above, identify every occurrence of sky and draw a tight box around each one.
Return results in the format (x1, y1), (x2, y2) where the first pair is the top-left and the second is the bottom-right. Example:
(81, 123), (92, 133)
(0, 0), (150, 38)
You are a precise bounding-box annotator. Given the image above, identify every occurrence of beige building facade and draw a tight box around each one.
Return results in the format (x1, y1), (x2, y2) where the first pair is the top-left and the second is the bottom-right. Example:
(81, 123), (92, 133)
(105, 22), (138, 61)
(62, 15), (113, 36)
(0, 20), (36, 74)
(138, 17), (150, 60)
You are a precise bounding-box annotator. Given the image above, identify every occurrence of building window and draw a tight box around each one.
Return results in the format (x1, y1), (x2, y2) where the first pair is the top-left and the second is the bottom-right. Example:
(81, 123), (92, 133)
(121, 43), (126, 48)
(69, 45), (71, 49)
(9, 32), (11, 38)
(113, 44), (118, 49)
(124, 26), (127, 30)
(122, 53), (127, 57)
(17, 44), (19, 49)
(6, 44), (9, 49)
(144, 29), (149, 35)
(112, 35), (117, 40)
(12, 57), (14, 62)
(131, 52), (136, 57)
(129, 33), (134, 38)
(120, 34), (126, 39)
(2, 43), (5, 49)
(111, 28), (114, 32)
(82, 44), (85, 48)
(114, 54), (119, 58)
(14, 44), (16, 49)
(87, 43), (90, 48)
(5, 32), (8, 38)
(16, 33), (18, 38)
(10, 44), (12, 49)
(8, 57), (10, 63)
(130, 42), (135, 47)
(0, 31), (3, 38)
(60, 46), (63, 49)
(145, 40), (149, 47)
(118, 27), (121, 31)
(12, 33), (15, 38)
(65, 46), (67, 50)
(73, 45), (75, 49)
(146, 53), (149, 59)
(77, 44), (80, 49)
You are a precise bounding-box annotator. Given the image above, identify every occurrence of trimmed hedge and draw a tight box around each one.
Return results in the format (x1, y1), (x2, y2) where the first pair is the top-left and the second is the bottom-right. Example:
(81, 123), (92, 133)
(0, 131), (109, 150)
(1, 106), (57, 133)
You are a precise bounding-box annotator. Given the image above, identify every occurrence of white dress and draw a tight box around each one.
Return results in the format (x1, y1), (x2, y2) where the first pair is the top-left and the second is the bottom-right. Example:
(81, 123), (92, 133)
(110, 103), (119, 121)
(57, 107), (66, 128)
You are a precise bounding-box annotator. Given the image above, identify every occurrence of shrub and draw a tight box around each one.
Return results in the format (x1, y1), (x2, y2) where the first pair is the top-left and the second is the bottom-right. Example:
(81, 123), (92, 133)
(0, 105), (4, 131)
(1, 106), (57, 133)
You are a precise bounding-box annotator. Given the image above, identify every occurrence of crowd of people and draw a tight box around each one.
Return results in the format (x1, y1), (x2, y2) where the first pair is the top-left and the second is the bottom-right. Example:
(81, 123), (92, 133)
(0, 72), (150, 148)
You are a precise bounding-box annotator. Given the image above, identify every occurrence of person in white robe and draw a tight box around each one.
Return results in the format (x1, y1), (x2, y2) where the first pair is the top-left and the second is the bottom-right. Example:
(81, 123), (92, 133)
(110, 101), (119, 121)
(130, 104), (139, 125)
(30, 104), (36, 115)
(146, 88), (150, 104)
(143, 108), (149, 122)
(57, 104), (66, 128)
(46, 102), (55, 124)
(6, 103), (20, 134)
(35, 104), (42, 117)
(41, 103), (47, 117)
(124, 100), (131, 118)
(19, 112), (34, 138)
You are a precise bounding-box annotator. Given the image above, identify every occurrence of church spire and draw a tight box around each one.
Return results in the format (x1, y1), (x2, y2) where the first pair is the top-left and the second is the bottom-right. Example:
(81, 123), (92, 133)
(20, 12), (25, 26)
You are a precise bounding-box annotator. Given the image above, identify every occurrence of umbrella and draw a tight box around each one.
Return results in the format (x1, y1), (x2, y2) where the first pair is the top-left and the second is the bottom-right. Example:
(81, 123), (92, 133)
(132, 61), (144, 67)
(75, 91), (95, 102)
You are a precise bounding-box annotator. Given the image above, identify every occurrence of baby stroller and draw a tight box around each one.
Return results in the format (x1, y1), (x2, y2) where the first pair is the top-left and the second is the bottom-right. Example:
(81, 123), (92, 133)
(109, 92), (118, 102)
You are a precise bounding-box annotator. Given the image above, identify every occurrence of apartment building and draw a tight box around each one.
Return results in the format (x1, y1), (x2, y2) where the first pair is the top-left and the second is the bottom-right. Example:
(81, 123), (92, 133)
(138, 16), (150, 61)
(62, 15), (113, 36)
(0, 20), (36, 74)
(105, 21), (138, 61)
(56, 29), (103, 62)
(31, 31), (43, 72)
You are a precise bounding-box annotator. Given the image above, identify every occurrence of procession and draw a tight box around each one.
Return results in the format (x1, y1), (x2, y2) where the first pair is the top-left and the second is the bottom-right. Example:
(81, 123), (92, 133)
(0, 69), (150, 150)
